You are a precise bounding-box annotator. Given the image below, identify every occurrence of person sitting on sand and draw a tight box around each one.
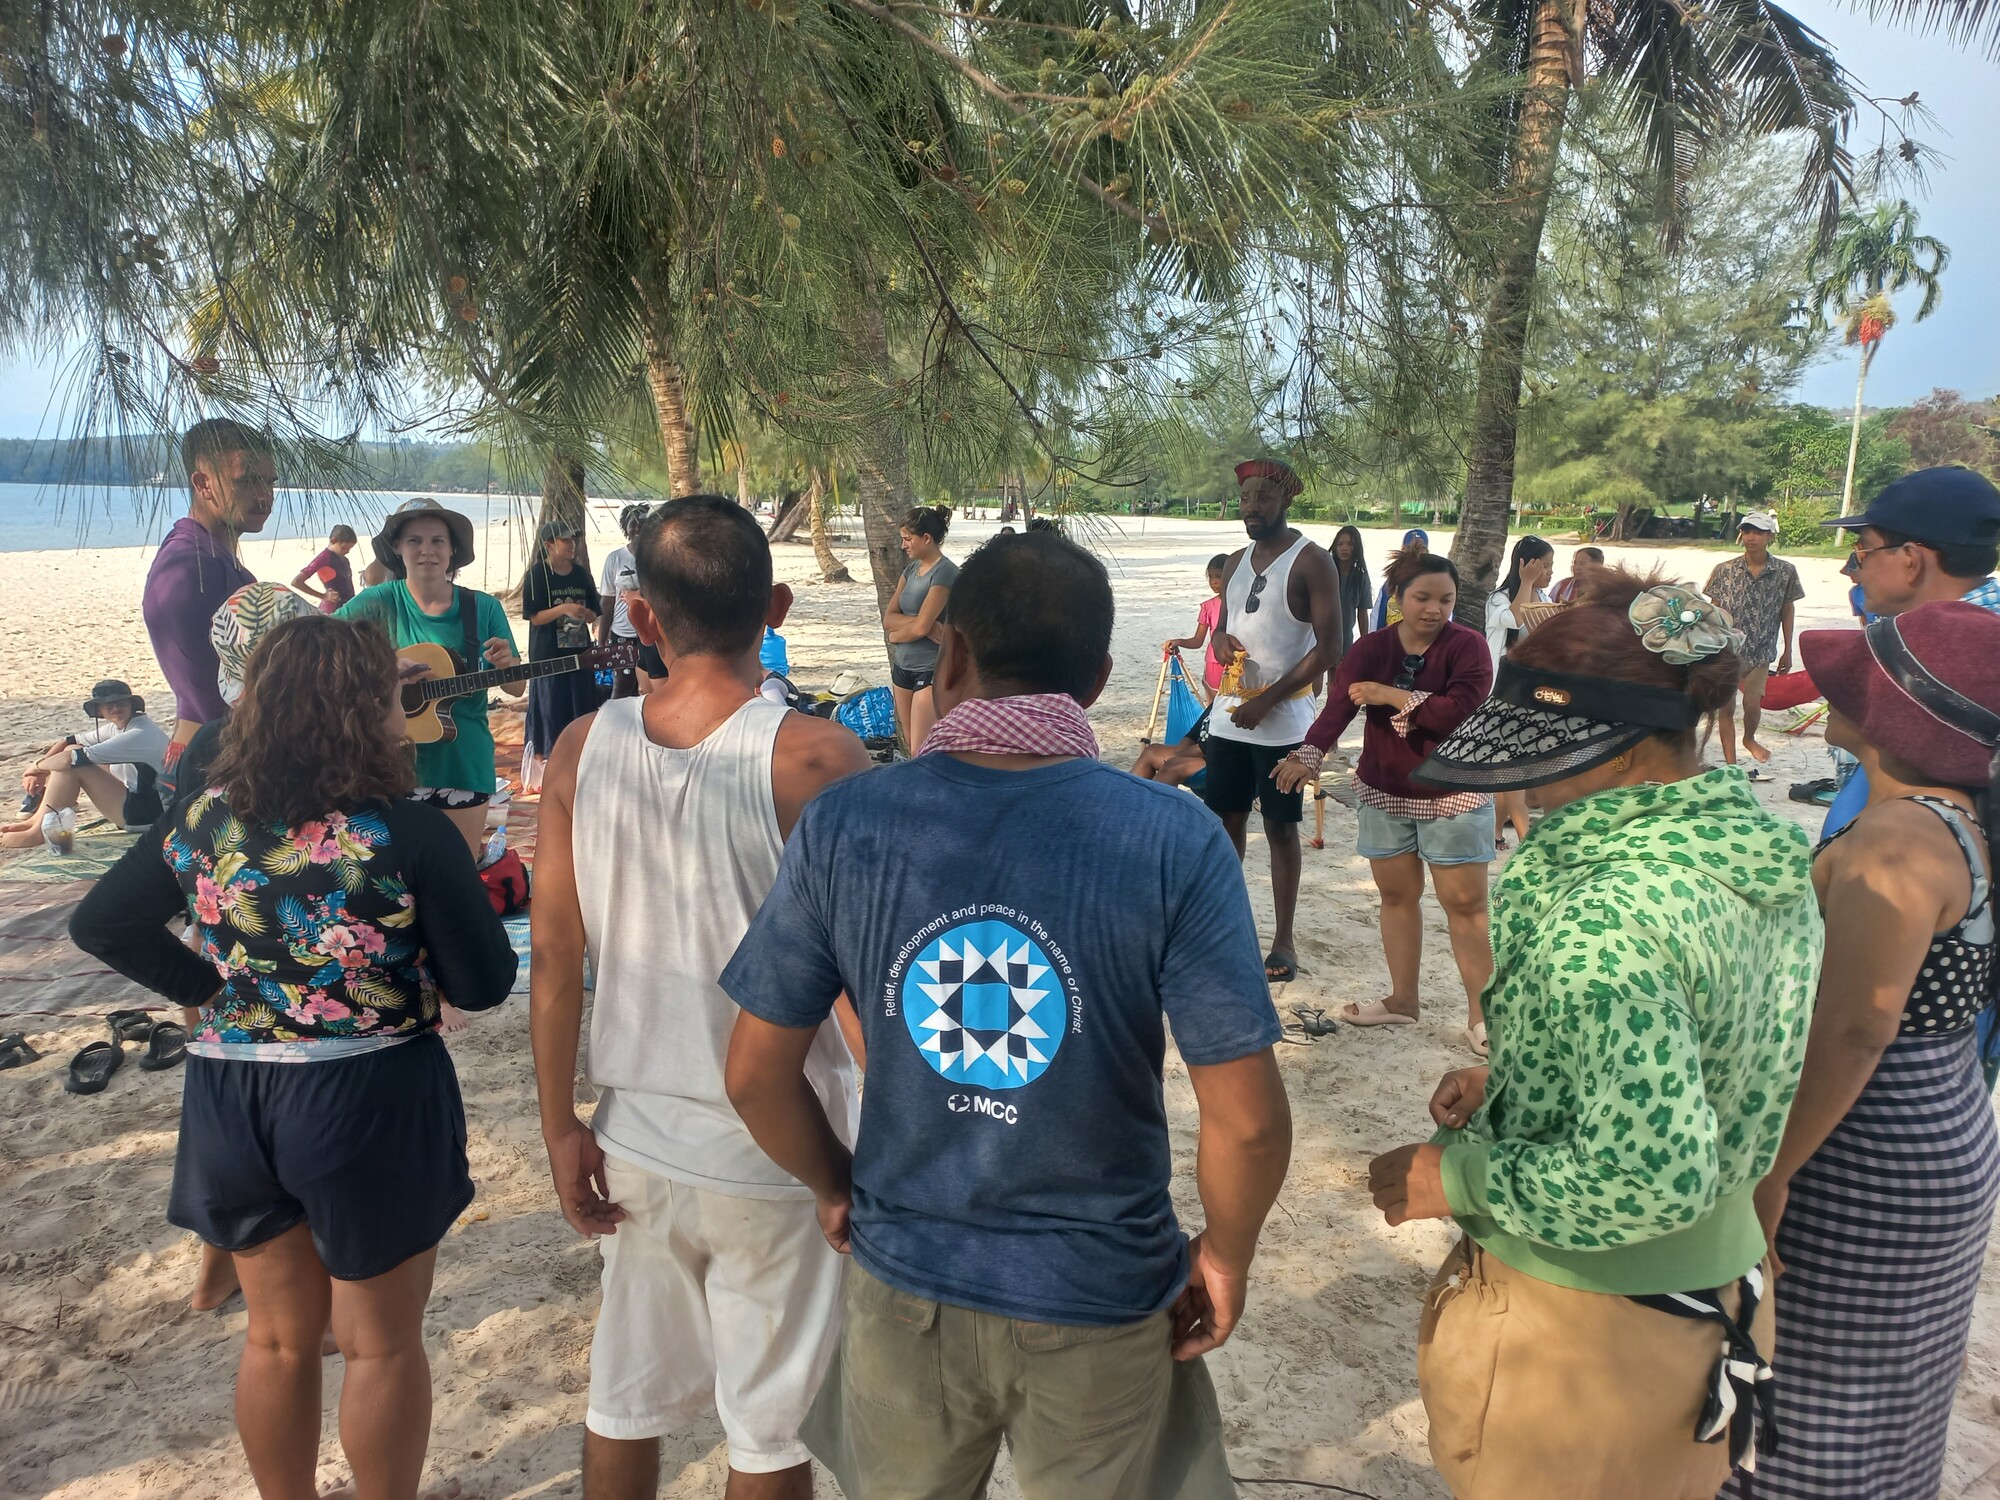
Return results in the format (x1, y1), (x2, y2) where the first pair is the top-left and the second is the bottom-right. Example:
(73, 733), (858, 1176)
(532, 495), (870, 1500)
(1274, 555), (1495, 1053)
(142, 420), (270, 767)
(338, 497), (523, 858)
(1, 679), (168, 849)
(291, 524), (359, 613)
(1366, 573), (1815, 1500)
(724, 530), (1292, 1500)
(1703, 510), (1803, 779)
(1133, 705), (1209, 788)
(70, 615), (517, 1500)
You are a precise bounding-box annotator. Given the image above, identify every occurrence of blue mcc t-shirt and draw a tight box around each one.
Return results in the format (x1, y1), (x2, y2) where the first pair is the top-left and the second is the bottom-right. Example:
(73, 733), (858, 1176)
(722, 754), (1281, 1326)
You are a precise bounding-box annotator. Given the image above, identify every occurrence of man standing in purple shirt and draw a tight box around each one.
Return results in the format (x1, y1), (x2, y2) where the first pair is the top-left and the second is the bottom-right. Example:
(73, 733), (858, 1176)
(142, 420), (272, 764)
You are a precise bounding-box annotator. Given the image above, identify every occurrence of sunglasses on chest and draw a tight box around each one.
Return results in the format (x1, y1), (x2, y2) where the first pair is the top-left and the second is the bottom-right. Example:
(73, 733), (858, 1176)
(1244, 573), (1270, 614)
(1392, 654), (1426, 690)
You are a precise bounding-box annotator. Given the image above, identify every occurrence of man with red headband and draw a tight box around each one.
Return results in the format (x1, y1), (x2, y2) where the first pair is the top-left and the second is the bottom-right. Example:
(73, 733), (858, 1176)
(1206, 458), (1341, 984)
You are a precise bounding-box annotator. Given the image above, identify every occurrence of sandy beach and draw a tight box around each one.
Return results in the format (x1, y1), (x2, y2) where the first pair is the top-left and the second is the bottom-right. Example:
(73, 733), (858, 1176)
(2, 512), (1997, 1500)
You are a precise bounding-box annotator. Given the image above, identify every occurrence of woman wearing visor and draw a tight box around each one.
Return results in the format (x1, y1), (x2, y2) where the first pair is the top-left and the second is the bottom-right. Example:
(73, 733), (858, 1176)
(1729, 600), (2000, 1500)
(1363, 570), (1821, 1499)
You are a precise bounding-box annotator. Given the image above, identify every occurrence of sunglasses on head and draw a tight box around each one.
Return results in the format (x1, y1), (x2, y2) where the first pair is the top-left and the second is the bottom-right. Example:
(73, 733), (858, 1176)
(1392, 653), (1425, 690)
(1244, 573), (1269, 614)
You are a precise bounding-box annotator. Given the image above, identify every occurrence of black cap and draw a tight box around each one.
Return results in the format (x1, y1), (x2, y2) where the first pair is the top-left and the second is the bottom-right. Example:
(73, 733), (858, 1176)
(1822, 466), (2000, 547)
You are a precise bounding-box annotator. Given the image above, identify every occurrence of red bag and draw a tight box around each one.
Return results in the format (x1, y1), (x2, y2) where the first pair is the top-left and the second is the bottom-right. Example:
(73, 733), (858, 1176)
(1758, 670), (1820, 711)
(479, 847), (530, 916)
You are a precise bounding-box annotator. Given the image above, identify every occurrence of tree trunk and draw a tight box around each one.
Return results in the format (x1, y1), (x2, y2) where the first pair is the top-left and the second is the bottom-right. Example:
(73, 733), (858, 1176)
(1841, 342), (1876, 510)
(641, 313), (702, 497)
(808, 465), (853, 583)
(738, 457), (753, 509)
(1449, 0), (1582, 626)
(768, 487), (810, 543)
(851, 287), (916, 614)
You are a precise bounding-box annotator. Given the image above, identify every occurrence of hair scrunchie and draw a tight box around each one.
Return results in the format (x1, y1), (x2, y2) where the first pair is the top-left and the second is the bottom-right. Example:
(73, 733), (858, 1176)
(1628, 584), (1745, 666)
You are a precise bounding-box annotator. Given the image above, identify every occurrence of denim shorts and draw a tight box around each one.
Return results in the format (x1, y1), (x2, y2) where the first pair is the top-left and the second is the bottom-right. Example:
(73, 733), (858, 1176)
(1356, 798), (1495, 865)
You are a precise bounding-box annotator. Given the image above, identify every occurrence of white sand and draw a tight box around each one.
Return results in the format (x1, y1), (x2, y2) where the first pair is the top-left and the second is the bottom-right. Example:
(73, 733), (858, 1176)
(3, 515), (1998, 1499)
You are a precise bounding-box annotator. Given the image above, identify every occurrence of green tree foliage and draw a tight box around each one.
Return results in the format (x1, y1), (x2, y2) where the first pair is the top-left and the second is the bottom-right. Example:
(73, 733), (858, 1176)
(1880, 388), (1999, 476)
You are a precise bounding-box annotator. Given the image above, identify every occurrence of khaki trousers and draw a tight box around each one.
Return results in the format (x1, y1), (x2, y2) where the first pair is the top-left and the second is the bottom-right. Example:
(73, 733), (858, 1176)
(1417, 1239), (1776, 1500)
(801, 1263), (1235, 1500)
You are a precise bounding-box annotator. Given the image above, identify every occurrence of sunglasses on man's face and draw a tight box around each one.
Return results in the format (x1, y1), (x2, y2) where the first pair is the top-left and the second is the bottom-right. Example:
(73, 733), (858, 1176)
(1244, 573), (1269, 614)
(1392, 654), (1425, 690)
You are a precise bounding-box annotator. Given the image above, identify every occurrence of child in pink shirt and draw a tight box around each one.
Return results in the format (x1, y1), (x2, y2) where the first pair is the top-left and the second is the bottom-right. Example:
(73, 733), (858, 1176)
(1163, 553), (1231, 692)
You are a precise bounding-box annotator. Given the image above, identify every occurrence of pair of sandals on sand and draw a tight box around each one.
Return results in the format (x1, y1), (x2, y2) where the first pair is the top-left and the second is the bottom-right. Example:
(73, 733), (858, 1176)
(1292, 1000), (1490, 1058)
(63, 1010), (186, 1095)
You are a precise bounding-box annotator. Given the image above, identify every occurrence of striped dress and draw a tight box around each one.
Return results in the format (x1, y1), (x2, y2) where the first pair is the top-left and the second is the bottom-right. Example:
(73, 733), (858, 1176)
(1729, 798), (1999, 1499)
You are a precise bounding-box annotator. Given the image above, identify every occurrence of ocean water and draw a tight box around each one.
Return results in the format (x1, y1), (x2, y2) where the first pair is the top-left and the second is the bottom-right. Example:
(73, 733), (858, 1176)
(0, 483), (553, 552)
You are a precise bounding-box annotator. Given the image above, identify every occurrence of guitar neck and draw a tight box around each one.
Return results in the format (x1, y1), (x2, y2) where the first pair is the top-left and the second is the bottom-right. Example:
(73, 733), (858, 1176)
(419, 653), (591, 702)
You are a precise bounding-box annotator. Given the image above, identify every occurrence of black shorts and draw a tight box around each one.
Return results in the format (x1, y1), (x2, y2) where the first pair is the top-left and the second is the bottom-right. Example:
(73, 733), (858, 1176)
(891, 664), (936, 692)
(638, 642), (667, 679)
(1201, 735), (1305, 823)
(413, 786), (489, 811)
(168, 1033), (473, 1280)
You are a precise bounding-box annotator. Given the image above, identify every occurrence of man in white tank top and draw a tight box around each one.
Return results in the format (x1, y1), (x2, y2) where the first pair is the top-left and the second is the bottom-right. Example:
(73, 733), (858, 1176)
(530, 495), (871, 1500)
(1205, 459), (1342, 986)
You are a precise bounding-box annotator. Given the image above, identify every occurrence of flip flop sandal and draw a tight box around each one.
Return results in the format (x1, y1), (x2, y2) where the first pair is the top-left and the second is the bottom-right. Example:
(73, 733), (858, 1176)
(138, 1023), (187, 1072)
(1743, 766), (1773, 783)
(1340, 1000), (1418, 1028)
(107, 1010), (156, 1043)
(64, 1040), (124, 1095)
(1464, 1022), (1491, 1058)
(1291, 1006), (1339, 1038)
(1264, 952), (1298, 985)
(0, 1034), (39, 1070)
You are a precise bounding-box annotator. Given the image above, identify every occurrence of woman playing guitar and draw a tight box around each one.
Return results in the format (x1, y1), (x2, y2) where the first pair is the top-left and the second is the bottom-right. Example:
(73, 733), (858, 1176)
(338, 498), (523, 858)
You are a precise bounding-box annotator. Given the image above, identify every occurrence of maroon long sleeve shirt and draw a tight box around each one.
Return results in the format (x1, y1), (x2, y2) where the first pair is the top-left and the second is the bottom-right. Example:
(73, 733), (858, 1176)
(1303, 620), (1492, 800)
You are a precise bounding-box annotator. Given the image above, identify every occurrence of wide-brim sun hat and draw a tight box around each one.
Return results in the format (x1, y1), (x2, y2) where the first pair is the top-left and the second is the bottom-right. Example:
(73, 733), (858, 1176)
(83, 678), (143, 717)
(1800, 600), (2000, 789)
(373, 496), (477, 577)
(211, 583), (317, 707)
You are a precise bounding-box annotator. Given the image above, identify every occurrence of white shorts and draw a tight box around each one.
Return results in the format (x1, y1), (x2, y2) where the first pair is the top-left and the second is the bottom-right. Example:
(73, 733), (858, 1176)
(586, 1154), (846, 1473)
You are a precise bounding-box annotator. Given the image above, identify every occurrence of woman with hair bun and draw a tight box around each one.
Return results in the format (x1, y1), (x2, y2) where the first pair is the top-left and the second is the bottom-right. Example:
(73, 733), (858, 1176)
(1363, 569), (1821, 1498)
(884, 504), (958, 751)
(1732, 599), (2000, 1500)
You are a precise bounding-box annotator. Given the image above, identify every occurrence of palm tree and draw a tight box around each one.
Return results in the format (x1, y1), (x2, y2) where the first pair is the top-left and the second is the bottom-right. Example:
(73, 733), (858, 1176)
(1809, 200), (1949, 506)
(1854, 0), (2000, 57)
(1448, 0), (1854, 619)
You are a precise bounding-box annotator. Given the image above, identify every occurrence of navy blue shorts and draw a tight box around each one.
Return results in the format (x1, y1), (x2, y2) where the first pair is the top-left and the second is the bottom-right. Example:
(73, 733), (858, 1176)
(169, 1033), (473, 1280)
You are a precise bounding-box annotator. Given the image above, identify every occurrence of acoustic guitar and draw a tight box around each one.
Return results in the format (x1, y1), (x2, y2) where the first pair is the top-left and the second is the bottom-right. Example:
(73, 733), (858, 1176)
(398, 640), (640, 745)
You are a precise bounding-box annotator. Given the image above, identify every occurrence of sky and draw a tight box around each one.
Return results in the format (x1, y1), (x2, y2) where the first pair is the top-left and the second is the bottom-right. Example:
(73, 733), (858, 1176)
(0, 2), (1990, 441)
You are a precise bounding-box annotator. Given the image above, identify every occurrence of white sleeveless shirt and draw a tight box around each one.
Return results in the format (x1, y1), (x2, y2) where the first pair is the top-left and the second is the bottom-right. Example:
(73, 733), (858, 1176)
(1209, 534), (1321, 746)
(573, 696), (858, 1198)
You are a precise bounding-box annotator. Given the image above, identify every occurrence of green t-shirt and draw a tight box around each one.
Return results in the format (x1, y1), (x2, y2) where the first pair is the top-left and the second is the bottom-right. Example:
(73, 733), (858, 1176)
(337, 581), (519, 793)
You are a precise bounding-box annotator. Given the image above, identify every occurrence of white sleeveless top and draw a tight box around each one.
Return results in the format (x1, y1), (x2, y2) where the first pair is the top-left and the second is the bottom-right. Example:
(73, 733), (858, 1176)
(573, 696), (858, 1199)
(1210, 534), (1321, 746)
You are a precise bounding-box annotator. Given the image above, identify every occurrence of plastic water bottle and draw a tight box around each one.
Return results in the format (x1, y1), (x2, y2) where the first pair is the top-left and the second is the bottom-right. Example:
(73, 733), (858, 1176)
(41, 807), (77, 855)
(480, 779), (511, 869)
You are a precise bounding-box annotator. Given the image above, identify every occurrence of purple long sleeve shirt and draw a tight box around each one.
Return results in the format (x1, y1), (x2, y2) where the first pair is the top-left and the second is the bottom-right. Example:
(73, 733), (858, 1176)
(141, 517), (255, 725)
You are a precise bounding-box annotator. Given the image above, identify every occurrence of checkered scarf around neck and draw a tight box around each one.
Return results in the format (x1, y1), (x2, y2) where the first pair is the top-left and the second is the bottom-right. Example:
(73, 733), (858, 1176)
(920, 693), (1101, 760)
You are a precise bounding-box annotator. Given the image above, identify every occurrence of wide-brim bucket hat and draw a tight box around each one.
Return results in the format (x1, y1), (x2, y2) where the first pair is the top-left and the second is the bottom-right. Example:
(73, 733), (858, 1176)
(211, 583), (317, 707)
(373, 496), (477, 577)
(1801, 600), (2000, 788)
(83, 678), (144, 717)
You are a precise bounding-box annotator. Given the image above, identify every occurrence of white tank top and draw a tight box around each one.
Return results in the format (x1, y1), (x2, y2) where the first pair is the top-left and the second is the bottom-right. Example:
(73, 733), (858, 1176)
(573, 696), (858, 1198)
(1210, 534), (1321, 746)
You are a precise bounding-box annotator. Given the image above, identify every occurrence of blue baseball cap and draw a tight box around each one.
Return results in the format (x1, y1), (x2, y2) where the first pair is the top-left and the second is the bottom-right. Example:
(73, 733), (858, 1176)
(1822, 466), (2000, 547)
(1403, 528), (1429, 546)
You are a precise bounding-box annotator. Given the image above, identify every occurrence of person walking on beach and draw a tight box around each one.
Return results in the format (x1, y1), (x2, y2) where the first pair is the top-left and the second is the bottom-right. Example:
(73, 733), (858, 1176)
(723, 530), (1293, 1500)
(143, 419), (271, 768)
(70, 615), (517, 1500)
(1703, 510), (1803, 778)
(1731, 601), (2000, 1500)
(598, 503), (651, 697)
(1205, 458), (1340, 984)
(1366, 574), (1816, 1499)
(531, 495), (870, 1500)
(0, 679), (168, 847)
(291, 524), (358, 613)
(338, 497), (522, 859)
(883, 505), (957, 752)
(1332, 524), (1371, 657)
(1274, 556), (1495, 1052)
(1161, 552), (1231, 695)
(519, 519), (605, 780)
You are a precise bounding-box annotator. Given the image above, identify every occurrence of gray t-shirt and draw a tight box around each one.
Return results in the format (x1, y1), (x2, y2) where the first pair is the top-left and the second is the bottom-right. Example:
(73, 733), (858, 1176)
(890, 556), (958, 672)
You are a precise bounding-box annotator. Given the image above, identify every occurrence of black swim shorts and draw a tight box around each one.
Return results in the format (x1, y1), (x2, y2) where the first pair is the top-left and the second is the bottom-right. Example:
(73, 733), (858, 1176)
(890, 664), (937, 692)
(1201, 735), (1305, 824)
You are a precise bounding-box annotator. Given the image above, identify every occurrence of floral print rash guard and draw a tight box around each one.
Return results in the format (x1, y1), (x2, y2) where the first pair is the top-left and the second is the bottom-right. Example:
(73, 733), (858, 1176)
(71, 792), (518, 1045)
